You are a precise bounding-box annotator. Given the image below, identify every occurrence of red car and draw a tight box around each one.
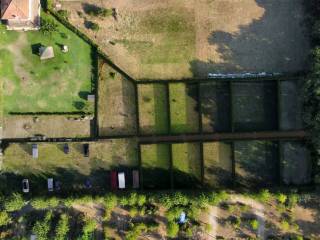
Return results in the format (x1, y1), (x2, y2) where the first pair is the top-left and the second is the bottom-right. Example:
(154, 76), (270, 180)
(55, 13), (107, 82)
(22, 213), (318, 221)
(110, 171), (117, 190)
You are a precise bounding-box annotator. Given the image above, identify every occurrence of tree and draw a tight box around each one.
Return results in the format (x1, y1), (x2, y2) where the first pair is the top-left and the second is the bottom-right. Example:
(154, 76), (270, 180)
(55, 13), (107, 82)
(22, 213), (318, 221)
(40, 17), (58, 35)
(55, 214), (69, 240)
(80, 218), (97, 240)
(4, 193), (25, 212)
(32, 211), (53, 240)
(276, 193), (287, 205)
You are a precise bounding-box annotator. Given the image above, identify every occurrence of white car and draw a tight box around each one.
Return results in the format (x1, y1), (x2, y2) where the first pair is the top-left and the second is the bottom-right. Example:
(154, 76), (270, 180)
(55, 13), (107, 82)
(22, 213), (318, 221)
(118, 172), (125, 189)
(22, 179), (29, 193)
(47, 178), (54, 192)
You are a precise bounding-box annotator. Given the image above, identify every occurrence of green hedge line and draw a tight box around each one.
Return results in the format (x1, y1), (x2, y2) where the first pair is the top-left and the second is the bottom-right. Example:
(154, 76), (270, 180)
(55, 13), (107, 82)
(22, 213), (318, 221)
(303, 1), (320, 183)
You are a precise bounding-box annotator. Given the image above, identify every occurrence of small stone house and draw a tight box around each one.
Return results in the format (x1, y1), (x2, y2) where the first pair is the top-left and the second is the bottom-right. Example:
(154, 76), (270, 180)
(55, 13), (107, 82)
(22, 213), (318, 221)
(0, 0), (41, 30)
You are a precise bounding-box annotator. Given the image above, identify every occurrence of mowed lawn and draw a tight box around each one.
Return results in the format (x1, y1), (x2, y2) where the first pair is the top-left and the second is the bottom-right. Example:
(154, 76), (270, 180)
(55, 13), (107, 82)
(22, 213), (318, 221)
(172, 143), (201, 188)
(0, 12), (92, 114)
(138, 84), (169, 134)
(141, 144), (171, 189)
(169, 83), (199, 133)
(2, 140), (138, 193)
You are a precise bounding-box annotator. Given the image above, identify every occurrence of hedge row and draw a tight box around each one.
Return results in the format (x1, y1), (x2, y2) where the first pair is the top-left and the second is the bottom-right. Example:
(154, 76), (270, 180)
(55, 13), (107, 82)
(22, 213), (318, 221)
(303, 1), (320, 182)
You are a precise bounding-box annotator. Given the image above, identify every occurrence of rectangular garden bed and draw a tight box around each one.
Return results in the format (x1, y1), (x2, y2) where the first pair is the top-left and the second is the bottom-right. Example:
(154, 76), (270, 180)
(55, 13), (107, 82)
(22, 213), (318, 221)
(172, 143), (202, 188)
(140, 144), (171, 189)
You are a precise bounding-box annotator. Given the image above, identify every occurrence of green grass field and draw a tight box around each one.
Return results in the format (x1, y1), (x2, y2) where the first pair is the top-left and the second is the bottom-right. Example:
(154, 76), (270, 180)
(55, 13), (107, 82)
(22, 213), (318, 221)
(169, 83), (199, 133)
(138, 84), (169, 134)
(1, 140), (138, 193)
(234, 140), (279, 187)
(172, 143), (201, 188)
(0, 12), (93, 113)
(141, 144), (171, 189)
(203, 142), (233, 187)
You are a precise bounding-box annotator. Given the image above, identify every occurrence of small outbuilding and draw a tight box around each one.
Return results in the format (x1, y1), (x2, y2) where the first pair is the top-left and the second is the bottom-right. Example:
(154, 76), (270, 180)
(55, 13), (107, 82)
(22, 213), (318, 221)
(39, 46), (55, 60)
(87, 94), (95, 102)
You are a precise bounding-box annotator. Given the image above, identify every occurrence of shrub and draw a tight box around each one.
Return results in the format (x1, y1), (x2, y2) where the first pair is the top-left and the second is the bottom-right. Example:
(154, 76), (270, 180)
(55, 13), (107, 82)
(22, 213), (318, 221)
(40, 17), (58, 35)
(287, 194), (299, 209)
(57, 10), (70, 20)
(167, 221), (179, 238)
(280, 220), (290, 232)
(4, 193), (25, 212)
(256, 189), (271, 203)
(129, 207), (138, 218)
(81, 218), (97, 240)
(249, 219), (259, 231)
(208, 191), (229, 206)
(276, 193), (287, 205)
(137, 194), (147, 207)
(84, 4), (112, 17)
(0, 211), (11, 227)
(55, 214), (69, 240)
(32, 197), (59, 209)
(32, 211), (53, 240)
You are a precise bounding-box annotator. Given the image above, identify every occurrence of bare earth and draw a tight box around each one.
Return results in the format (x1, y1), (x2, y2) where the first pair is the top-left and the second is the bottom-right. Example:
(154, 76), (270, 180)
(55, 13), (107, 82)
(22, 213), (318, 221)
(59, 0), (310, 79)
(3, 115), (92, 138)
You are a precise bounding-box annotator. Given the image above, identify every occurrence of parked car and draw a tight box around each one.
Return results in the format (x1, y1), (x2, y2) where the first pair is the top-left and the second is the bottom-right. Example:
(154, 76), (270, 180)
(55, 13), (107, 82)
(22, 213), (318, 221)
(111, 171), (117, 190)
(32, 144), (38, 159)
(22, 179), (29, 193)
(48, 178), (54, 192)
(83, 144), (89, 157)
(85, 179), (92, 189)
(118, 172), (126, 189)
(64, 144), (69, 154)
(132, 170), (140, 189)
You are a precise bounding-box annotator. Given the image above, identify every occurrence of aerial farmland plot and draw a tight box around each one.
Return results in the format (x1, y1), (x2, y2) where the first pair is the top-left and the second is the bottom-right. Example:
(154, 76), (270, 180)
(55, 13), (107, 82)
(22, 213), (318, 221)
(138, 84), (169, 134)
(203, 142), (233, 187)
(200, 82), (231, 133)
(172, 143), (202, 188)
(169, 83), (200, 134)
(234, 140), (279, 187)
(98, 60), (137, 136)
(59, 0), (309, 80)
(232, 81), (278, 132)
(141, 144), (171, 189)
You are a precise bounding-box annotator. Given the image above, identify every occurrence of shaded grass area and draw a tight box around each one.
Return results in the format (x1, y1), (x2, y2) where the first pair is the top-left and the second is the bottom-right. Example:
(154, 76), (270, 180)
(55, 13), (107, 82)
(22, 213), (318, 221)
(232, 81), (278, 132)
(172, 143), (201, 188)
(169, 83), (199, 133)
(279, 80), (303, 130)
(98, 59), (137, 136)
(1, 140), (138, 194)
(141, 144), (171, 189)
(281, 141), (312, 185)
(234, 141), (279, 188)
(203, 142), (233, 187)
(138, 84), (169, 134)
(0, 12), (93, 113)
(200, 82), (231, 132)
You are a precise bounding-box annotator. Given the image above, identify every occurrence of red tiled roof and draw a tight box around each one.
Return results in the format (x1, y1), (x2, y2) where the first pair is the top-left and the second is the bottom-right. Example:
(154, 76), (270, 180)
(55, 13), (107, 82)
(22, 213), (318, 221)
(1, 0), (30, 20)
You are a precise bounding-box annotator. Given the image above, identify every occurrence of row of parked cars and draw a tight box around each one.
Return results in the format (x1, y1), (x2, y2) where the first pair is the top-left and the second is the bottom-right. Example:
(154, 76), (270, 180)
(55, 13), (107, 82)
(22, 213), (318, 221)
(21, 170), (140, 193)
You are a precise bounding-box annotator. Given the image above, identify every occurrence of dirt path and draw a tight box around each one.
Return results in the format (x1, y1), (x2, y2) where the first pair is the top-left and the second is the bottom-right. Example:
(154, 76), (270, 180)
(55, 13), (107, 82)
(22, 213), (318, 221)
(206, 206), (218, 239)
(230, 195), (265, 239)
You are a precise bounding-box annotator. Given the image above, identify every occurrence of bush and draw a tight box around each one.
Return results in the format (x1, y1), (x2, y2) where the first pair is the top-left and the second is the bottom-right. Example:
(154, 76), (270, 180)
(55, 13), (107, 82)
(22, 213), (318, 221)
(280, 220), (290, 232)
(0, 211), (11, 227)
(287, 194), (299, 209)
(276, 193), (287, 205)
(167, 221), (179, 238)
(32, 211), (53, 240)
(129, 207), (138, 218)
(81, 218), (97, 240)
(31, 197), (59, 209)
(137, 194), (147, 207)
(249, 219), (259, 231)
(84, 4), (112, 17)
(4, 193), (25, 212)
(40, 17), (58, 35)
(208, 191), (229, 206)
(255, 189), (271, 203)
(57, 10), (70, 20)
(55, 214), (69, 240)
